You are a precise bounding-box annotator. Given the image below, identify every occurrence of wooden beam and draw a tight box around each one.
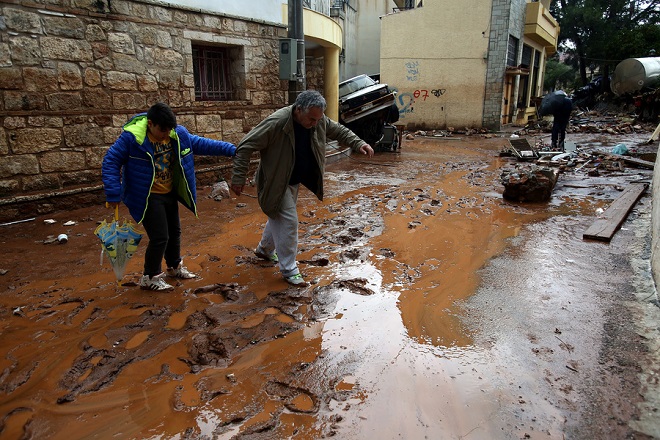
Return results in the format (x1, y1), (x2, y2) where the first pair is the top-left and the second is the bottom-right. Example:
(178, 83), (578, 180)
(648, 121), (660, 142)
(583, 183), (648, 241)
(607, 153), (655, 169)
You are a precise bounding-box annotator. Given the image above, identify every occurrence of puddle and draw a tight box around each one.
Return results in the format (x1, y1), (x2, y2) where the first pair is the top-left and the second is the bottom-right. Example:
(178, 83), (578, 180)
(0, 132), (657, 439)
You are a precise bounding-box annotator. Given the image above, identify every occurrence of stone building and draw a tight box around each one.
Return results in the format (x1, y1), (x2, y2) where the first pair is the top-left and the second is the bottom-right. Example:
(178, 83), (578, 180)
(0, 0), (287, 221)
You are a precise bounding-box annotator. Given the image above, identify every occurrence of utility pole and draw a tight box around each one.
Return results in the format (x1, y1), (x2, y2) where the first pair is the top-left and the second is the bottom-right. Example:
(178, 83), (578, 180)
(288, 0), (306, 104)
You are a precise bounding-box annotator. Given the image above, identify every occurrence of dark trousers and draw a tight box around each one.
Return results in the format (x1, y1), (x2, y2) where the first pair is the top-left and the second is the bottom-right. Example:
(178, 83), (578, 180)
(551, 100), (573, 150)
(141, 192), (181, 276)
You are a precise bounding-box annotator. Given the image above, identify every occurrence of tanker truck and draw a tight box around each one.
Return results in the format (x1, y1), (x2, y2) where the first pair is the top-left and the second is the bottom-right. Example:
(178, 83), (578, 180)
(610, 57), (660, 96)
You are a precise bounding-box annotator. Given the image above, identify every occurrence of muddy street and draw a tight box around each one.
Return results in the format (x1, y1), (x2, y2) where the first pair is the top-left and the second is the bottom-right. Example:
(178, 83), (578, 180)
(0, 132), (659, 439)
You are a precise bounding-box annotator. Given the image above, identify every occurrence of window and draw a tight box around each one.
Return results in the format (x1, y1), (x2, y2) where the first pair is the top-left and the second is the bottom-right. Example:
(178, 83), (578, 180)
(532, 51), (541, 98)
(507, 36), (518, 67)
(519, 45), (533, 106)
(192, 45), (234, 101)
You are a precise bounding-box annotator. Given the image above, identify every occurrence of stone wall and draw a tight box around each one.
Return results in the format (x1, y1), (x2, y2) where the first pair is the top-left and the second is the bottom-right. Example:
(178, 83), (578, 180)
(306, 57), (325, 92)
(0, 0), (288, 222)
(483, 0), (507, 131)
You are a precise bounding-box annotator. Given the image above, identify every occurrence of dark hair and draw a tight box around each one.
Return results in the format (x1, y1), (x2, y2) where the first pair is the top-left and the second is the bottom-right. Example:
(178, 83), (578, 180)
(147, 102), (177, 130)
(294, 90), (327, 113)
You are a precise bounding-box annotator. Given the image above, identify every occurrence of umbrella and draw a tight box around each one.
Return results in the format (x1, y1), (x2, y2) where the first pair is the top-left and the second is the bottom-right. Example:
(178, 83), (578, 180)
(539, 90), (568, 116)
(94, 204), (143, 285)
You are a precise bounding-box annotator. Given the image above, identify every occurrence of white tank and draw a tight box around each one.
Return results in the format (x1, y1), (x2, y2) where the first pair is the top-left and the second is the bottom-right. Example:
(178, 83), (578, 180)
(610, 57), (660, 95)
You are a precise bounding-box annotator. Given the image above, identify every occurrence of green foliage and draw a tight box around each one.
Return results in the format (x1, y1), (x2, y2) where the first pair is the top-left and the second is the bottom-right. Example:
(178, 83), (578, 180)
(549, 0), (660, 87)
(544, 58), (578, 92)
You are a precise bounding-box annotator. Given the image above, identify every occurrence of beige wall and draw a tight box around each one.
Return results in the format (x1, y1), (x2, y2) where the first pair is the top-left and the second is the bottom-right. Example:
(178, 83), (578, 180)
(380, 0), (492, 129)
(652, 150), (660, 289)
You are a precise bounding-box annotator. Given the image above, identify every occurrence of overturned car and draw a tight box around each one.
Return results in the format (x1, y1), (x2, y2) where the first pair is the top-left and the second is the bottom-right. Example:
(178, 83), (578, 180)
(338, 74), (400, 152)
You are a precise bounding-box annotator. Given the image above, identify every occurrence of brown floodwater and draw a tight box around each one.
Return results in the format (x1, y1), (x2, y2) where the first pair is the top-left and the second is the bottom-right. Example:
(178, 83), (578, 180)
(0, 133), (658, 439)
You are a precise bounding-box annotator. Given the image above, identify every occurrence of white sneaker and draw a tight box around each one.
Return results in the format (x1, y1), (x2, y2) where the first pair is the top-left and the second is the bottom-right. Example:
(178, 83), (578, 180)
(140, 273), (174, 291)
(166, 260), (197, 279)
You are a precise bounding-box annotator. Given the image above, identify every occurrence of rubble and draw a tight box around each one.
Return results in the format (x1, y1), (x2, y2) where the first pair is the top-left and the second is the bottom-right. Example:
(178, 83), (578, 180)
(500, 165), (559, 202)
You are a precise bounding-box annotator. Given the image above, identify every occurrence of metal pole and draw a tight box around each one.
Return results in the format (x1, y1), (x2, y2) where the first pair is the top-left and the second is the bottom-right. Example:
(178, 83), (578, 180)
(288, 0), (306, 104)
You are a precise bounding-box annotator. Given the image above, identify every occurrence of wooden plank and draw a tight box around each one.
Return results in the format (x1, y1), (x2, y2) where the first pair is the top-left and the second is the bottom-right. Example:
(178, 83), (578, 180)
(649, 121), (660, 142)
(583, 183), (648, 241)
(607, 153), (655, 169)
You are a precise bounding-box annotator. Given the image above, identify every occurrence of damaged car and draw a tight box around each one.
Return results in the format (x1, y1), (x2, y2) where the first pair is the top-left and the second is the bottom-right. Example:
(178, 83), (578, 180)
(338, 74), (400, 152)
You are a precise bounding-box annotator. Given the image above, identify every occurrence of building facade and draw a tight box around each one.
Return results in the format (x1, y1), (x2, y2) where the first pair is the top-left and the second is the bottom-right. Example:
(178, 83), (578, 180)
(0, 0), (288, 221)
(380, 0), (559, 131)
(0, 0), (557, 219)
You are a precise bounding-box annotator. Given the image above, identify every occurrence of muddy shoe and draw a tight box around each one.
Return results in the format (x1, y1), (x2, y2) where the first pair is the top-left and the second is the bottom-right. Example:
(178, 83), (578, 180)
(166, 260), (197, 279)
(254, 248), (279, 264)
(284, 273), (308, 287)
(140, 273), (174, 291)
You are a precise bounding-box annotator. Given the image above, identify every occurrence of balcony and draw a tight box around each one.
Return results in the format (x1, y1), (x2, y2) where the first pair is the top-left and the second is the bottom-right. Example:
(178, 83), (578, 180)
(303, 0), (331, 16)
(524, 1), (560, 54)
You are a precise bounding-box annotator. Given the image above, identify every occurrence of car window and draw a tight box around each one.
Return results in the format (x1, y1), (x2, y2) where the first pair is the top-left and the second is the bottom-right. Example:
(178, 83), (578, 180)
(339, 75), (376, 98)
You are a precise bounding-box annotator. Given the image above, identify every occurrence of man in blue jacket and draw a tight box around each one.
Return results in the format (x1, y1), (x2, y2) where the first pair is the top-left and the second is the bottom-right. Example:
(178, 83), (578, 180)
(102, 103), (236, 291)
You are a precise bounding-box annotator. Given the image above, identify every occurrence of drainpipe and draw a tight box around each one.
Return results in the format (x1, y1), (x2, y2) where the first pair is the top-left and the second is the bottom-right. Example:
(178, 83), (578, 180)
(288, 0), (306, 104)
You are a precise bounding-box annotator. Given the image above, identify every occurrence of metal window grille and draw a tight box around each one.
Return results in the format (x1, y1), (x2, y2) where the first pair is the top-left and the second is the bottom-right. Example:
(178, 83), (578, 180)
(192, 46), (233, 101)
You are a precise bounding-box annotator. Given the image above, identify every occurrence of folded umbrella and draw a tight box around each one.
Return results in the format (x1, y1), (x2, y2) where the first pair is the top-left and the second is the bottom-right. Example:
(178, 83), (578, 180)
(94, 204), (143, 285)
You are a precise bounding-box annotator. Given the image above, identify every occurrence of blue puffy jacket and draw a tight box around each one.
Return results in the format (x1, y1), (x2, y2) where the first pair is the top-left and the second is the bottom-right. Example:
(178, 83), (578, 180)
(102, 113), (236, 223)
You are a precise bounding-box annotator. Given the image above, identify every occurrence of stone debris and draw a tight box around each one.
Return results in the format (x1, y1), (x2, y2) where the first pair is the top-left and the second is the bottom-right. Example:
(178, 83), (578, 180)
(209, 180), (231, 201)
(500, 166), (559, 202)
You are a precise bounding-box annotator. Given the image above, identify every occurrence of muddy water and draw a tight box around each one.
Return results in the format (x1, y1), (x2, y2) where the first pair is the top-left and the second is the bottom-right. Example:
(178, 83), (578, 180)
(0, 134), (657, 439)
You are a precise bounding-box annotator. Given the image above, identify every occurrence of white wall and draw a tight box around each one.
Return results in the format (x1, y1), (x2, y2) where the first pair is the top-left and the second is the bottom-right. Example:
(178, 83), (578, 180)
(652, 149), (660, 290)
(355, 0), (394, 77)
(168, 0), (285, 23)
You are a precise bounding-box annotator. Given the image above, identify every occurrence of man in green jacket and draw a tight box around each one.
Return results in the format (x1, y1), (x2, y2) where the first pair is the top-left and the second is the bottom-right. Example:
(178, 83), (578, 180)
(231, 90), (374, 286)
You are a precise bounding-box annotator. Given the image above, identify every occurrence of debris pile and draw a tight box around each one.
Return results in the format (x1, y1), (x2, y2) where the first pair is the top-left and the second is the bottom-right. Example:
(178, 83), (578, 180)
(500, 166), (559, 202)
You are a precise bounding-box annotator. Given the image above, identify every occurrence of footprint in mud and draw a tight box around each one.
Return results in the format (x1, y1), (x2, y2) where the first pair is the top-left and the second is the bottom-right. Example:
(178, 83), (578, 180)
(335, 278), (375, 296)
(330, 234), (356, 245)
(379, 248), (395, 258)
(264, 381), (319, 413)
(299, 257), (330, 266)
(339, 248), (367, 263)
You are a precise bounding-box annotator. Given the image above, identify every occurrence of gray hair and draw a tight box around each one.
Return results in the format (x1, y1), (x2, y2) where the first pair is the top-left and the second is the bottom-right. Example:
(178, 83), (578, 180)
(294, 90), (327, 113)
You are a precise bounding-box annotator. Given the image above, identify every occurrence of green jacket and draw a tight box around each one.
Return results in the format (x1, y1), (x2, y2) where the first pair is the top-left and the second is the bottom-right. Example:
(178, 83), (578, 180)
(232, 105), (365, 217)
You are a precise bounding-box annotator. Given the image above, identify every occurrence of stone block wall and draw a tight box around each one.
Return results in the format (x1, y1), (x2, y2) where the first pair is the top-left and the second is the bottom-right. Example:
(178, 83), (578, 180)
(483, 0), (511, 131)
(0, 0), (288, 222)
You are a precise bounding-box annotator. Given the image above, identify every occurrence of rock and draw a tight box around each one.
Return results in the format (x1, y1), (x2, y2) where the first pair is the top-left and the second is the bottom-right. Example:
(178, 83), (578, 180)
(209, 180), (231, 201)
(500, 166), (559, 202)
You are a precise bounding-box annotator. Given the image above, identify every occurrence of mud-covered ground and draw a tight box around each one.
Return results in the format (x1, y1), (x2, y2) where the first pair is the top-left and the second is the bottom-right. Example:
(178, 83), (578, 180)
(0, 130), (659, 440)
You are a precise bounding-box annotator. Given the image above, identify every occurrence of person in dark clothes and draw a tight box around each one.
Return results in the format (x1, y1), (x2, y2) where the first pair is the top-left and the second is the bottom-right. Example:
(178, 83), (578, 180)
(540, 90), (573, 151)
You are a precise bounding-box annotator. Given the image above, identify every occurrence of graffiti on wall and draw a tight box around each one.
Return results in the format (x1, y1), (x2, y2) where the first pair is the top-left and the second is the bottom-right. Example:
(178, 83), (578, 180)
(393, 88), (447, 119)
(405, 61), (420, 82)
(413, 89), (447, 100)
(393, 61), (448, 119)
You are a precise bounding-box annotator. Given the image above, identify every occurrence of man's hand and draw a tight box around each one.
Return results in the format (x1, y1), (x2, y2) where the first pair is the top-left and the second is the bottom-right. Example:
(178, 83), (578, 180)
(105, 201), (120, 209)
(231, 184), (244, 196)
(359, 144), (374, 158)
